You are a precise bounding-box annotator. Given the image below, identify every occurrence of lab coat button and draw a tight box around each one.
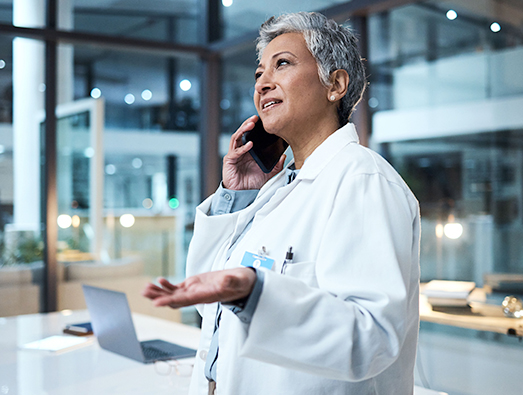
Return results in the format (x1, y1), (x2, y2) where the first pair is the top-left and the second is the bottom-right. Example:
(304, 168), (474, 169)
(199, 350), (208, 361)
(223, 193), (232, 201)
(240, 317), (248, 323)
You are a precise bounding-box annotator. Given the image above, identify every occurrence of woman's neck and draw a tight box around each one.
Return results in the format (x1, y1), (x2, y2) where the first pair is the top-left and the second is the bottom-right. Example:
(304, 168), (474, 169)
(288, 118), (340, 169)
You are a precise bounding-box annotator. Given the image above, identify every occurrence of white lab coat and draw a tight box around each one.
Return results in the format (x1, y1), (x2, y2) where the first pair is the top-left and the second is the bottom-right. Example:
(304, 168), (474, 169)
(186, 123), (420, 395)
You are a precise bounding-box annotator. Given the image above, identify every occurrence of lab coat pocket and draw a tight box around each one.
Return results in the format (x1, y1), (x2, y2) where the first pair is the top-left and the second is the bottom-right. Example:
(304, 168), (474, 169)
(282, 261), (318, 288)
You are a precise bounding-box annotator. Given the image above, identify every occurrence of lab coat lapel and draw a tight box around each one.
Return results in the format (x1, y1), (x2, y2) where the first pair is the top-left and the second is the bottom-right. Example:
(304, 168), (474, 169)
(225, 171), (288, 255)
(219, 123), (359, 267)
(296, 123), (359, 182)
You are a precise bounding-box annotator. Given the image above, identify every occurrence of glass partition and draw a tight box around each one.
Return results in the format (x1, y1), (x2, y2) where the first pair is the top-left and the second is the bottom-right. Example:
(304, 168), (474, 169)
(74, 46), (200, 132)
(48, 43), (203, 323)
(369, 0), (523, 287)
(367, 1), (523, 113)
(52, 99), (104, 267)
(0, 0), (11, 25)
(385, 130), (523, 285)
(72, 0), (202, 45)
(221, 0), (350, 40)
(221, 46), (257, 137)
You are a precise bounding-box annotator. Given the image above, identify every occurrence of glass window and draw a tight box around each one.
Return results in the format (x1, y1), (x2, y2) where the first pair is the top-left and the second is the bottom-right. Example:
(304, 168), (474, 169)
(51, 43), (201, 323)
(221, 0), (350, 40)
(369, 0), (523, 287)
(221, 46), (257, 138)
(73, 47), (200, 132)
(386, 130), (523, 285)
(72, 0), (202, 45)
(367, 1), (523, 112)
(0, 0), (11, 24)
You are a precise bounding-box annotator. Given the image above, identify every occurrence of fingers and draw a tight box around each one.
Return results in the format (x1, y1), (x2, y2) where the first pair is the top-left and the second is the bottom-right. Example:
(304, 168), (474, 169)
(147, 269), (258, 309)
(142, 278), (177, 300)
(229, 115), (258, 151)
(233, 140), (253, 158)
(142, 286), (168, 300)
(268, 153), (287, 178)
(157, 277), (176, 291)
(142, 282), (162, 295)
(153, 295), (183, 308)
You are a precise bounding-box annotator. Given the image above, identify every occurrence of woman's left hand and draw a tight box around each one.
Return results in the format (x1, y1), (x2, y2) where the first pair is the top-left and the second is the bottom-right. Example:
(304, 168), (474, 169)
(142, 268), (257, 309)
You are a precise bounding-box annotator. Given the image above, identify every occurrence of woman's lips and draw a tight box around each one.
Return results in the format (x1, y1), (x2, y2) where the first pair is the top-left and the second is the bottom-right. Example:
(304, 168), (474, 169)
(262, 99), (282, 111)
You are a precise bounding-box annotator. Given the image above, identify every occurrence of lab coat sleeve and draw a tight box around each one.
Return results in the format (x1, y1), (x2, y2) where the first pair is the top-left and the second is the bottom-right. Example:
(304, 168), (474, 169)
(186, 194), (231, 278)
(187, 185), (259, 280)
(236, 173), (420, 381)
(185, 194), (241, 316)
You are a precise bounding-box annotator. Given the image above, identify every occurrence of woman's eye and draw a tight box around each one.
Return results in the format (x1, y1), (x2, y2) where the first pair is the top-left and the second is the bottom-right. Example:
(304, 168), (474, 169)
(276, 59), (290, 67)
(255, 72), (262, 80)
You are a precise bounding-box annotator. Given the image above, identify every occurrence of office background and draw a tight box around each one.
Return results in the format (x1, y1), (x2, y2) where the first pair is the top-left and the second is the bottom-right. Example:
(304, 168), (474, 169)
(0, 1), (522, 394)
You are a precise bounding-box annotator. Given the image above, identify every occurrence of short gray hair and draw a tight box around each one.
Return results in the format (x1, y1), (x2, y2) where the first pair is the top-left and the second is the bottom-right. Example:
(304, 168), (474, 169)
(257, 12), (366, 126)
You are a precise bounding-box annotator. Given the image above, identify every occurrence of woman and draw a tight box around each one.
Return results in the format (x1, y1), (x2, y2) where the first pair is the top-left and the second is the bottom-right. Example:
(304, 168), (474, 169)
(143, 12), (420, 395)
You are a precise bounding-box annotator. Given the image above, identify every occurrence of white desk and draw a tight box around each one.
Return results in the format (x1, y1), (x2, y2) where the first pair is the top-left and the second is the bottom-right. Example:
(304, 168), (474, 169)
(1, 310), (447, 395)
(0, 310), (201, 395)
(420, 292), (523, 336)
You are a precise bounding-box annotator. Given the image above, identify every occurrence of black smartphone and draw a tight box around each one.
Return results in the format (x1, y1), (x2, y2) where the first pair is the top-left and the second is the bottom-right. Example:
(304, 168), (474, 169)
(241, 118), (289, 173)
(63, 322), (93, 336)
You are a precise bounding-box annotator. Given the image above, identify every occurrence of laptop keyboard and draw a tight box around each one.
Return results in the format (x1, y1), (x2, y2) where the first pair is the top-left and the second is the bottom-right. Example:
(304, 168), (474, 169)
(141, 344), (172, 360)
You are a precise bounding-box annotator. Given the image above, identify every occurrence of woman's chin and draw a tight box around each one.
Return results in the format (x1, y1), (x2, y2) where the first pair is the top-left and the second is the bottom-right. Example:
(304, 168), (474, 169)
(261, 120), (283, 136)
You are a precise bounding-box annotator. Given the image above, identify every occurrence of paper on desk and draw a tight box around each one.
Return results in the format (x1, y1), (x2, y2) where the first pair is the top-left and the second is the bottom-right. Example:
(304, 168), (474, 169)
(21, 335), (94, 354)
(422, 280), (476, 299)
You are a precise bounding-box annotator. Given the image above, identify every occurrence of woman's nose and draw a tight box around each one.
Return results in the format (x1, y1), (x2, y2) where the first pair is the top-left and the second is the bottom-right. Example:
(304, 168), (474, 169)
(255, 72), (275, 95)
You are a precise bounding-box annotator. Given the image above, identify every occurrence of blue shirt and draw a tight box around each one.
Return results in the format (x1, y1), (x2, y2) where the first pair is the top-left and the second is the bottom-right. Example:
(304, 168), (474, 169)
(204, 166), (299, 382)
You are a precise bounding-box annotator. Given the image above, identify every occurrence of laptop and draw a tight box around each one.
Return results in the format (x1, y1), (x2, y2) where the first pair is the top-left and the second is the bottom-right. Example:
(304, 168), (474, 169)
(82, 284), (197, 363)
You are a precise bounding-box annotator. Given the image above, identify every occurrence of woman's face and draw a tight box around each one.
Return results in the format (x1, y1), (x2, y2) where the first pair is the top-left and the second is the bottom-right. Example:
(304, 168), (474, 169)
(254, 32), (332, 140)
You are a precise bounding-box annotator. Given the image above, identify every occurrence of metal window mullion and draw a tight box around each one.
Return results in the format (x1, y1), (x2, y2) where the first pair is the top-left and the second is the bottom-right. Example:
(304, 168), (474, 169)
(199, 54), (222, 201)
(199, 0), (223, 202)
(42, 0), (58, 313)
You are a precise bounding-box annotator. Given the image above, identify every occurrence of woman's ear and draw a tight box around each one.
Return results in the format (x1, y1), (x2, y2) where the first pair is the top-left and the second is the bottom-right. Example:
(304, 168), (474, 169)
(327, 69), (349, 102)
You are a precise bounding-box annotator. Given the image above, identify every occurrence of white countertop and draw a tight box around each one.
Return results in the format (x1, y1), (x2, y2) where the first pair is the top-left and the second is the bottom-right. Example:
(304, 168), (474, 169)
(0, 308), (451, 395)
(0, 310), (201, 395)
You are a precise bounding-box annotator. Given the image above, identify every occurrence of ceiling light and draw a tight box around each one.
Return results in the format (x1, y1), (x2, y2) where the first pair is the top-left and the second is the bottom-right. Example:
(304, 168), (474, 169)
(57, 214), (72, 229)
(84, 147), (95, 158)
(179, 79), (192, 92)
(142, 198), (153, 209)
(71, 215), (80, 228)
(446, 10), (457, 20)
(141, 89), (152, 101)
(490, 22), (501, 33)
(132, 158), (143, 169)
(90, 88), (101, 99)
(105, 164), (116, 175)
(124, 93), (135, 104)
(120, 214), (135, 228)
(368, 97), (379, 108)
(444, 222), (463, 239)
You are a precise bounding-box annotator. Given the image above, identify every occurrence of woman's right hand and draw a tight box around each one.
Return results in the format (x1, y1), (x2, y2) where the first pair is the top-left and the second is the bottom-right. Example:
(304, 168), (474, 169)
(222, 115), (285, 191)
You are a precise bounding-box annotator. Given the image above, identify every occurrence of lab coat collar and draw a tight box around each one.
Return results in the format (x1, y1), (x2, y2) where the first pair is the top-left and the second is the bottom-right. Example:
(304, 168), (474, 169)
(295, 123), (359, 181)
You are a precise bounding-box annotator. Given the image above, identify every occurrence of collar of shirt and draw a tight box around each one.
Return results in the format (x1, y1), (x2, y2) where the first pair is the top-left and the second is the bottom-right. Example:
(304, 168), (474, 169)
(293, 123), (359, 182)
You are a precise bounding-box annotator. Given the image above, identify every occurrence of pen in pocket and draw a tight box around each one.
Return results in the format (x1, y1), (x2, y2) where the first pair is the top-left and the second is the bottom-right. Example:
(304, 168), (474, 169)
(281, 246), (294, 274)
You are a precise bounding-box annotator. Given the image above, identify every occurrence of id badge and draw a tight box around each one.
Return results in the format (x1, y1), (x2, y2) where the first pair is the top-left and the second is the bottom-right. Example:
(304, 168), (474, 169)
(240, 251), (275, 270)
